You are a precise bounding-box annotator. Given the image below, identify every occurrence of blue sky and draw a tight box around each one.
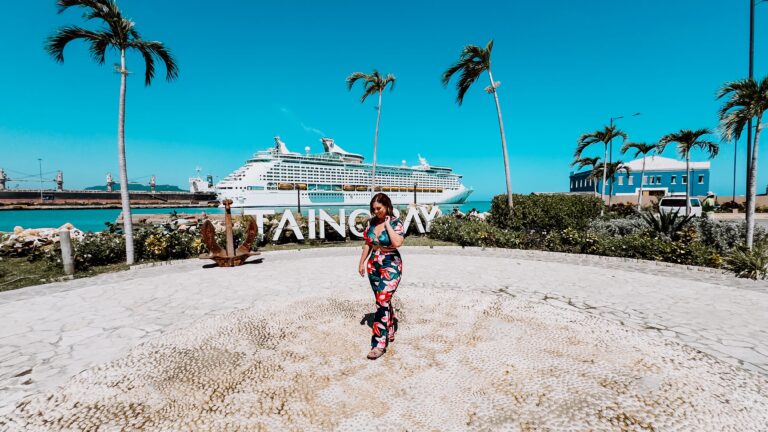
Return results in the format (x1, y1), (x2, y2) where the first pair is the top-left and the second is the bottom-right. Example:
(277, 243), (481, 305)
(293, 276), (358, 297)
(0, 0), (765, 200)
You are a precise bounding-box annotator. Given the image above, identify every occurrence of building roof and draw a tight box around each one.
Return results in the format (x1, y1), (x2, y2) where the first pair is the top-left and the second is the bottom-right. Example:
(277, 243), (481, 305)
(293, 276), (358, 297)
(623, 155), (710, 172)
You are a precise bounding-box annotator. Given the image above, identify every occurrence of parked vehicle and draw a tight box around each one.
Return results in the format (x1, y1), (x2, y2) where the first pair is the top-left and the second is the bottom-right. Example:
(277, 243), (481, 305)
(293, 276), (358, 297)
(659, 195), (702, 217)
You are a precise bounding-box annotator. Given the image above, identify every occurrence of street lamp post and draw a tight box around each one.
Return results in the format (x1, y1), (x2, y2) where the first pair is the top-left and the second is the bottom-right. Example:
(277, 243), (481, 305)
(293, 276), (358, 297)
(608, 112), (640, 198)
(414, 182), (417, 205)
(38, 158), (43, 203)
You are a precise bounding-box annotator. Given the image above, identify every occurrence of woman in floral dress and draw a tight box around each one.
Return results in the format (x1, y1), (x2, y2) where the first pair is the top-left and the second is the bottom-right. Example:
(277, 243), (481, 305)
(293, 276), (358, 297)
(358, 193), (405, 360)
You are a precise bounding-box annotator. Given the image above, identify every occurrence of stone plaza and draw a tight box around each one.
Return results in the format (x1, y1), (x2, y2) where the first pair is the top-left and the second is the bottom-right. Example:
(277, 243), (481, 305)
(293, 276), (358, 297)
(0, 247), (767, 430)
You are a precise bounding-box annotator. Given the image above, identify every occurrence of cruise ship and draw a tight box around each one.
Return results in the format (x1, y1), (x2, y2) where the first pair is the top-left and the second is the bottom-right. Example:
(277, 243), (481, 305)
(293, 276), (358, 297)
(215, 136), (473, 207)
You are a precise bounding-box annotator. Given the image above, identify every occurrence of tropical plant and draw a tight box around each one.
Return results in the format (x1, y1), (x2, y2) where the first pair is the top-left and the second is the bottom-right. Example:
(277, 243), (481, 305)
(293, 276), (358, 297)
(640, 209), (694, 241)
(620, 142), (658, 210)
(591, 161), (631, 207)
(441, 39), (513, 209)
(718, 76), (768, 249)
(575, 125), (628, 212)
(657, 129), (718, 217)
(46, 0), (178, 264)
(726, 241), (768, 279)
(346, 70), (396, 193)
(571, 156), (601, 195)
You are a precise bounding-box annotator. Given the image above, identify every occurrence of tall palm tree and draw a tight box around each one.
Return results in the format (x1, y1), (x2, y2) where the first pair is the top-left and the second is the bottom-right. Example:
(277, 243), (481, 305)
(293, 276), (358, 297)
(658, 129), (719, 217)
(571, 156), (601, 195)
(575, 125), (628, 213)
(441, 40), (513, 209)
(46, 0), (178, 265)
(346, 70), (395, 193)
(620, 142), (659, 210)
(718, 76), (768, 248)
(592, 161), (631, 207)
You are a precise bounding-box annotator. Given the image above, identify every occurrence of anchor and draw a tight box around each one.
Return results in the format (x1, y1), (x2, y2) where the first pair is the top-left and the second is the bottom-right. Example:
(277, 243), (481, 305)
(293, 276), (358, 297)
(199, 199), (260, 267)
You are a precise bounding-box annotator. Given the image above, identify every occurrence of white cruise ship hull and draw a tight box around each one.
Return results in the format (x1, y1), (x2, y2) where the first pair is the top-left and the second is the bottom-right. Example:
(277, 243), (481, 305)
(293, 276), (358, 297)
(219, 186), (472, 208)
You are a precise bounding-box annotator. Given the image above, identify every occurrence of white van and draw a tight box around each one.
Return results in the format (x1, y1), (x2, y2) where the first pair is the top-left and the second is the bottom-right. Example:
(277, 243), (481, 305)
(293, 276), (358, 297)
(658, 196), (702, 217)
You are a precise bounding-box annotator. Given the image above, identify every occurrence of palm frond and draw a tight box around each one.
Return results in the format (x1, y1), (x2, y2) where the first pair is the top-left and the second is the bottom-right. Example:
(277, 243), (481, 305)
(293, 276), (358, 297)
(659, 128), (717, 159)
(442, 42), (491, 105)
(717, 76), (768, 142)
(620, 141), (657, 158)
(130, 39), (178, 85)
(45, 26), (104, 62)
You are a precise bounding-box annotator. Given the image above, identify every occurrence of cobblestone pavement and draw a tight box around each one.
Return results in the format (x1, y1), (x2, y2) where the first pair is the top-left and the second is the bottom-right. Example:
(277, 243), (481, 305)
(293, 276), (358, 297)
(0, 246), (766, 428)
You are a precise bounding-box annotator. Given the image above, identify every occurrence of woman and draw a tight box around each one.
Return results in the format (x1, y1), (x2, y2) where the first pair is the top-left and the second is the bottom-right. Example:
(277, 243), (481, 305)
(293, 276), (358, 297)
(358, 193), (405, 360)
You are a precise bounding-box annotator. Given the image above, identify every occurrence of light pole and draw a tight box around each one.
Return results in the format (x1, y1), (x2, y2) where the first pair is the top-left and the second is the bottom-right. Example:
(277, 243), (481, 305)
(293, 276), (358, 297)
(608, 112), (640, 198)
(608, 112), (641, 165)
(38, 158), (43, 203)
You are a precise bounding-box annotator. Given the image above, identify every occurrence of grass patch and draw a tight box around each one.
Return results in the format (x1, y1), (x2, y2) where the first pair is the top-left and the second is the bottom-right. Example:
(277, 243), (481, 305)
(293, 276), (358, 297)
(0, 257), (129, 293)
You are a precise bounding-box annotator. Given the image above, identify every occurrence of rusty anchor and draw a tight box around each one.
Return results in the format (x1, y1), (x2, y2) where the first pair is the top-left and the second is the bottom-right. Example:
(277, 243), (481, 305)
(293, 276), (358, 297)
(199, 199), (260, 267)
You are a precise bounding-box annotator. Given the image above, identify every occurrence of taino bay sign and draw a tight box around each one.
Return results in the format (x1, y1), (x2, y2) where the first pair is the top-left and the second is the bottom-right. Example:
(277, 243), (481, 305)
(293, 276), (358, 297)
(246, 206), (442, 242)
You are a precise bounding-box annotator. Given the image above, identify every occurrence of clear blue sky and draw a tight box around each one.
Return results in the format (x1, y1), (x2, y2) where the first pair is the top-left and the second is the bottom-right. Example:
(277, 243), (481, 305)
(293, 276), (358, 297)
(0, 0), (765, 200)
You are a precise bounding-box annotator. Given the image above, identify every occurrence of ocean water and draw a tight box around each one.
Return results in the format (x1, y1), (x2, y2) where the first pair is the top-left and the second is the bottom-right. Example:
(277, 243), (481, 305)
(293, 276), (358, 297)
(0, 201), (492, 233)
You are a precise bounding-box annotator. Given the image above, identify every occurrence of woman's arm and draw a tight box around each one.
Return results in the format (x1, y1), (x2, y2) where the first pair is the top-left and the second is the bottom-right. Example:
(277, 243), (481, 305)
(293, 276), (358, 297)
(358, 243), (371, 276)
(384, 216), (405, 248)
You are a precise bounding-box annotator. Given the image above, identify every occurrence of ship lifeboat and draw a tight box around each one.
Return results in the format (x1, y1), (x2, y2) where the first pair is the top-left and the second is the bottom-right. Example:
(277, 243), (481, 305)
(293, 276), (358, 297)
(355, 185), (368, 191)
(296, 183), (308, 190)
(436, 188), (443, 193)
(400, 187), (410, 192)
(343, 185), (356, 191)
(374, 186), (383, 192)
(277, 183), (294, 190)
(382, 186), (392, 192)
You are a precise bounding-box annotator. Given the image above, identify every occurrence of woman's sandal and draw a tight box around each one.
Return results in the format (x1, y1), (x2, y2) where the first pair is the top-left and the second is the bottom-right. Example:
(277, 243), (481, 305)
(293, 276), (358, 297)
(366, 347), (386, 360)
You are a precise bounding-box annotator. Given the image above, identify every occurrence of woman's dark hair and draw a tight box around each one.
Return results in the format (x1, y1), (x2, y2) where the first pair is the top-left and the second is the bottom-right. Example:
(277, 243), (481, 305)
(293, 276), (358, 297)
(369, 193), (394, 224)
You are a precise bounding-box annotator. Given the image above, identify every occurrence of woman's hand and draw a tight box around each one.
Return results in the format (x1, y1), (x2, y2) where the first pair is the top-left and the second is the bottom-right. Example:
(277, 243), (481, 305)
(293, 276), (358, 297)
(358, 261), (366, 277)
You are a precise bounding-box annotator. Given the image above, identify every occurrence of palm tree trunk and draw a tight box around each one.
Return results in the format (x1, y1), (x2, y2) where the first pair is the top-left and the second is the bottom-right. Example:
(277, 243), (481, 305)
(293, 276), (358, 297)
(747, 115), (762, 249)
(117, 50), (135, 264)
(487, 69), (513, 209)
(637, 157), (646, 210)
(685, 157), (690, 217)
(371, 91), (382, 195)
(600, 145), (608, 215)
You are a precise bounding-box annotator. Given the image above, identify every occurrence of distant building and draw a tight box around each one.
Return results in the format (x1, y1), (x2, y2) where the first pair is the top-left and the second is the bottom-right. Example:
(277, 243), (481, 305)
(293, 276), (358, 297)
(569, 156), (710, 198)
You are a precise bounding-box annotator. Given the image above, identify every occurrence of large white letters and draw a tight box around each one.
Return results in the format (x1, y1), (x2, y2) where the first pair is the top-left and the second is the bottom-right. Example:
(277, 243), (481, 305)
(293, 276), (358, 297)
(273, 209), (304, 241)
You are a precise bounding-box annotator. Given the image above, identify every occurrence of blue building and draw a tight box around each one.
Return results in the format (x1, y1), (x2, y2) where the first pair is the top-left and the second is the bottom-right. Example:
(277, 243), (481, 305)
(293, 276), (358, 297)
(569, 156), (711, 198)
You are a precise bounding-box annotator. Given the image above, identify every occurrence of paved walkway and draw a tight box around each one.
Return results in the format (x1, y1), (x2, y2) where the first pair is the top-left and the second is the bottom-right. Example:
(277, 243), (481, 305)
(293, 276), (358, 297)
(1, 247), (767, 430)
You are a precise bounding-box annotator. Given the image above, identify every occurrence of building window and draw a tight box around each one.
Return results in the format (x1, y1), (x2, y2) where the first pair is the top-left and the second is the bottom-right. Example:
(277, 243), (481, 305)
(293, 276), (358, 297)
(628, 176), (633, 186)
(649, 176), (655, 185)
(698, 174), (704, 184)
(656, 175), (662, 184)
(643, 176), (648, 185)
(618, 176), (623, 186)
(682, 175), (687, 184)
(670, 175), (676, 184)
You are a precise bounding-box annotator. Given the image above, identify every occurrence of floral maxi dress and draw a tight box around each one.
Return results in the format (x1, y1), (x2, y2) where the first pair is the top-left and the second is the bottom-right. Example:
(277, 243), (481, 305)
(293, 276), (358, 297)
(363, 218), (405, 349)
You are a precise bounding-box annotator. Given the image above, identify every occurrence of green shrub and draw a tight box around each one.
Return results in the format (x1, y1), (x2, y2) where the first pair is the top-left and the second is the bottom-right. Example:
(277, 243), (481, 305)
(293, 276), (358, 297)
(726, 242), (768, 279)
(429, 216), (721, 268)
(588, 217), (646, 237)
(606, 202), (639, 218)
(134, 225), (199, 261)
(488, 194), (603, 232)
(74, 232), (126, 269)
(640, 210), (694, 241)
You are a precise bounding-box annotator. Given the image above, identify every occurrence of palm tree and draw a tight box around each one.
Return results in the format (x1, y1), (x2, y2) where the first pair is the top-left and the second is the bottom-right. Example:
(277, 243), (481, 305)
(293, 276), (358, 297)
(571, 156), (601, 195)
(575, 125), (628, 213)
(346, 70), (395, 193)
(658, 129), (719, 217)
(593, 161), (631, 207)
(46, 0), (178, 265)
(620, 142), (659, 210)
(441, 40), (513, 209)
(718, 76), (768, 248)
